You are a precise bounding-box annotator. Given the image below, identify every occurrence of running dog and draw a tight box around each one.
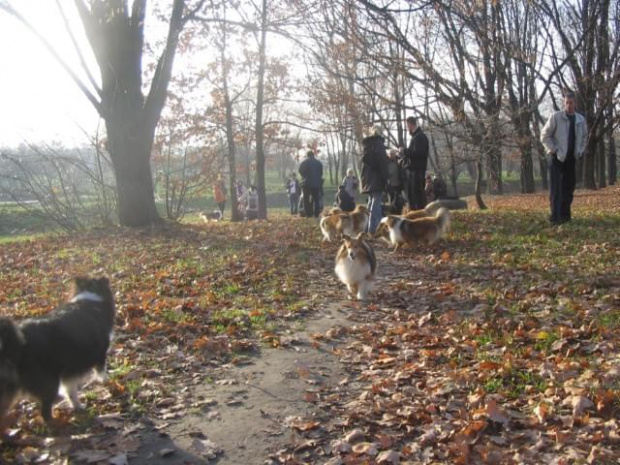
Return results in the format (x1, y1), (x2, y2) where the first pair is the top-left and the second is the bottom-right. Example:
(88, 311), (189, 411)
(320, 205), (369, 242)
(334, 233), (376, 300)
(376, 207), (450, 252)
(0, 277), (115, 425)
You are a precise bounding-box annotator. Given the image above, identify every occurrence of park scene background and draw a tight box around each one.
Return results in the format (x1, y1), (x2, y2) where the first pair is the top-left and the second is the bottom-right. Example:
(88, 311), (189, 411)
(0, 1), (619, 464)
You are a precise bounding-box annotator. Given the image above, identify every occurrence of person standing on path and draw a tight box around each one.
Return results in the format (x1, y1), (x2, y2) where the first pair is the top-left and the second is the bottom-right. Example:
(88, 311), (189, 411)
(285, 173), (300, 215)
(399, 116), (429, 211)
(298, 150), (324, 218)
(540, 90), (588, 225)
(360, 125), (389, 234)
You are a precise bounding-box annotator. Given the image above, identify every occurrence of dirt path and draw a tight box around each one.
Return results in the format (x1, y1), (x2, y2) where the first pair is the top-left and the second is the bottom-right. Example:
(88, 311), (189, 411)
(129, 300), (358, 465)
(124, 243), (426, 465)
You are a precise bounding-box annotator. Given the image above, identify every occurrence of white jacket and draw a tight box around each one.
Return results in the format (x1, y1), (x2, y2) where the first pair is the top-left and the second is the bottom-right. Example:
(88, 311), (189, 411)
(541, 110), (587, 162)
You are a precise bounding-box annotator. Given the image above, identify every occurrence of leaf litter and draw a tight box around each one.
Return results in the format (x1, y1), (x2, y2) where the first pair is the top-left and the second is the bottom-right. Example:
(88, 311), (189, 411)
(0, 186), (618, 463)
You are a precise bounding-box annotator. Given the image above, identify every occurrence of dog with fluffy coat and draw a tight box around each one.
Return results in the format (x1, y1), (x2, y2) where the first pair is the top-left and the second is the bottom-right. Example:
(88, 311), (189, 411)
(0, 277), (115, 425)
(377, 207), (450, 251)
(401, 200), (442, 220)
(320, 205), (369, 242)
(334, 233), (376, 300)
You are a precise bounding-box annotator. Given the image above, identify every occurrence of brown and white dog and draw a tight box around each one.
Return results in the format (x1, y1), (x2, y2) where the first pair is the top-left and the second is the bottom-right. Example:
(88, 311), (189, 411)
(401, 200), (442, 220)
(334, 233), (376, 300)
(376, 207), (450, 251)
(200, 210), (223, 222)
(320, 205), (369, 242)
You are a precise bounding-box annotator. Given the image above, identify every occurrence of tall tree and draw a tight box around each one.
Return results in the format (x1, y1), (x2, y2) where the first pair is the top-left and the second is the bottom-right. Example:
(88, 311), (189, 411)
(1, 0), (204, 226)
(537, 0), (620, 189)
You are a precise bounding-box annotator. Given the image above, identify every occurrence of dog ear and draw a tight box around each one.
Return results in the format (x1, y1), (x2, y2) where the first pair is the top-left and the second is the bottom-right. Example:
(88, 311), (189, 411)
(72, 277), (88, 292)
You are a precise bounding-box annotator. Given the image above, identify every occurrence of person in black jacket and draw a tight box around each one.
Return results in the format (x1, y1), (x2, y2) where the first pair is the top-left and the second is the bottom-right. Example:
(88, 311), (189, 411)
(298, 150), (323, 217)
(399, 116), (429, 210)
(361, 125), (389, 234)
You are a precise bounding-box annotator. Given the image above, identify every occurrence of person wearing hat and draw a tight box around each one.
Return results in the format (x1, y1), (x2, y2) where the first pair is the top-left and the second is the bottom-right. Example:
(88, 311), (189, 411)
(360, 125), (389, 234)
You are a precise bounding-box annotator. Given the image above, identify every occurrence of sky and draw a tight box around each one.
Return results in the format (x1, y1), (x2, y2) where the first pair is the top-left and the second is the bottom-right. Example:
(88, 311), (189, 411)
(0, 2), (103, 147)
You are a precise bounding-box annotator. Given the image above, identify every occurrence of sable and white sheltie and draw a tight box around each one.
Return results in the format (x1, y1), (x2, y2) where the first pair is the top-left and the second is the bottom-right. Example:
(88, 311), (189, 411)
(377, 207), (451, 251)
(0, 277), (115, 425)
(334, 233), (377, 300)
(401, 200), (443, 220)
(320, 205), (369, 242)
(200, 209), (223, 222)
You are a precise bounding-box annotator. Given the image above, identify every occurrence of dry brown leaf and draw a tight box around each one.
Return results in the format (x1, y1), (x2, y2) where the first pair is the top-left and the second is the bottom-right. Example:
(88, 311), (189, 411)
(486, 400), (510, 425)
(376, 449), (400, 464)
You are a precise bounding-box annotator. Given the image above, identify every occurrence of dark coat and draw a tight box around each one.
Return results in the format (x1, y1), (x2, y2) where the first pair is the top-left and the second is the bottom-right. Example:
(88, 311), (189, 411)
(336, 187), (355, 211)
(298, 155), (323, 189)
(360, 135), (389, 194)
(402, 127), (429, 172)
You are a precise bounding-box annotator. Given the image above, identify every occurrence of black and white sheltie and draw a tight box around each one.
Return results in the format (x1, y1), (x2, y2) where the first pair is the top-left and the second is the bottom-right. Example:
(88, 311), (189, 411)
(0, 277), (115, 424)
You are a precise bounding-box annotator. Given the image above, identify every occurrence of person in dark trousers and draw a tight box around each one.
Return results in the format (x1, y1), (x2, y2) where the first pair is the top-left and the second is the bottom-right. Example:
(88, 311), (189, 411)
(298, 150), (323, 217)
(399, 116), (429, 210)
(285, 173), (300, 215)
(360, 125), (389, 234)
(541, 91), (588, 225)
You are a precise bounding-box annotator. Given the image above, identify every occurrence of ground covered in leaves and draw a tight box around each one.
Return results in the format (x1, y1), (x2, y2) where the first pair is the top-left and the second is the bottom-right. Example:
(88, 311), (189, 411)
(0, 186), (619, 464)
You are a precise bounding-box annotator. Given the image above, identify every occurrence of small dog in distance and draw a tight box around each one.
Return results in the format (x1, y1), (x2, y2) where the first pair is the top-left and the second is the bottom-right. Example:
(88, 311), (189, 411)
(200, 210), (223, 222)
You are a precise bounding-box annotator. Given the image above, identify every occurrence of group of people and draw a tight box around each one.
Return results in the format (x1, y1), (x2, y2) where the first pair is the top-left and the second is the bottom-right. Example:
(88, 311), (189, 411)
(357, 116), (433, 234)
(213, 90), (586, 228)
(212, 175), (259, 221)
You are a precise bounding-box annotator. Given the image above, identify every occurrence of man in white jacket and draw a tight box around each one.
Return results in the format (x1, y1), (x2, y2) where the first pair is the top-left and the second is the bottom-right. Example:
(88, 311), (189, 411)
(541, 91), (588, 225)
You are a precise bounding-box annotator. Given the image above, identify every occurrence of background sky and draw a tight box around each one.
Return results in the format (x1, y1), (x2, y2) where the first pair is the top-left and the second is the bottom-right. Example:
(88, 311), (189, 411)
(0, 2), (101, 147)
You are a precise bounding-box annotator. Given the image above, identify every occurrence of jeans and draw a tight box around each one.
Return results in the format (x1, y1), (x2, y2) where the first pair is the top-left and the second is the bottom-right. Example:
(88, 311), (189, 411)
(366, 191), (383, 234)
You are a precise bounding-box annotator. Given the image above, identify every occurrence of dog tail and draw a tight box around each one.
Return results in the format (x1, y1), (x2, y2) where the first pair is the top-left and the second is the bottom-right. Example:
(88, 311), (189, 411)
(435, 207), (451, 235)
(425, 200), (442, 215)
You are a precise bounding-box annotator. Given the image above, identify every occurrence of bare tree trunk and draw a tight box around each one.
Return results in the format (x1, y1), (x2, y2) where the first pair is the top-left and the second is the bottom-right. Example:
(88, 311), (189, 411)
(597, 140), (607, 188)
(608, 127), (617, 186)
(76, 0), (189, 226)
(254, 0), (268, 219)
(475, 159), (487, 210)
(219, 2), (242, 221)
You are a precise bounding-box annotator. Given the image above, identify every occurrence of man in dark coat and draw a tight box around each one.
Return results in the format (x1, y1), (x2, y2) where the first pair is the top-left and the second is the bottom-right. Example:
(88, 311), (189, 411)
(361, 126), (389, 234)
(298, 150), (323, 217)
(399, 116), (429, 210)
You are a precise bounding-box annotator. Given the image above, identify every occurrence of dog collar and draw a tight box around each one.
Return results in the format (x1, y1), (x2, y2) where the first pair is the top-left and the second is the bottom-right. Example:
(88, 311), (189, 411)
(70, 292), (104, 303)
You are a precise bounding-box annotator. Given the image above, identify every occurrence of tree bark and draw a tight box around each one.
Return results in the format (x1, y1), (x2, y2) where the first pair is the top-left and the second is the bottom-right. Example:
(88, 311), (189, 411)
(76, 0), (187, 226)
(254, 0), (268, 220)
(608, 127), (617, 186)
(475, 160), (487, 210)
